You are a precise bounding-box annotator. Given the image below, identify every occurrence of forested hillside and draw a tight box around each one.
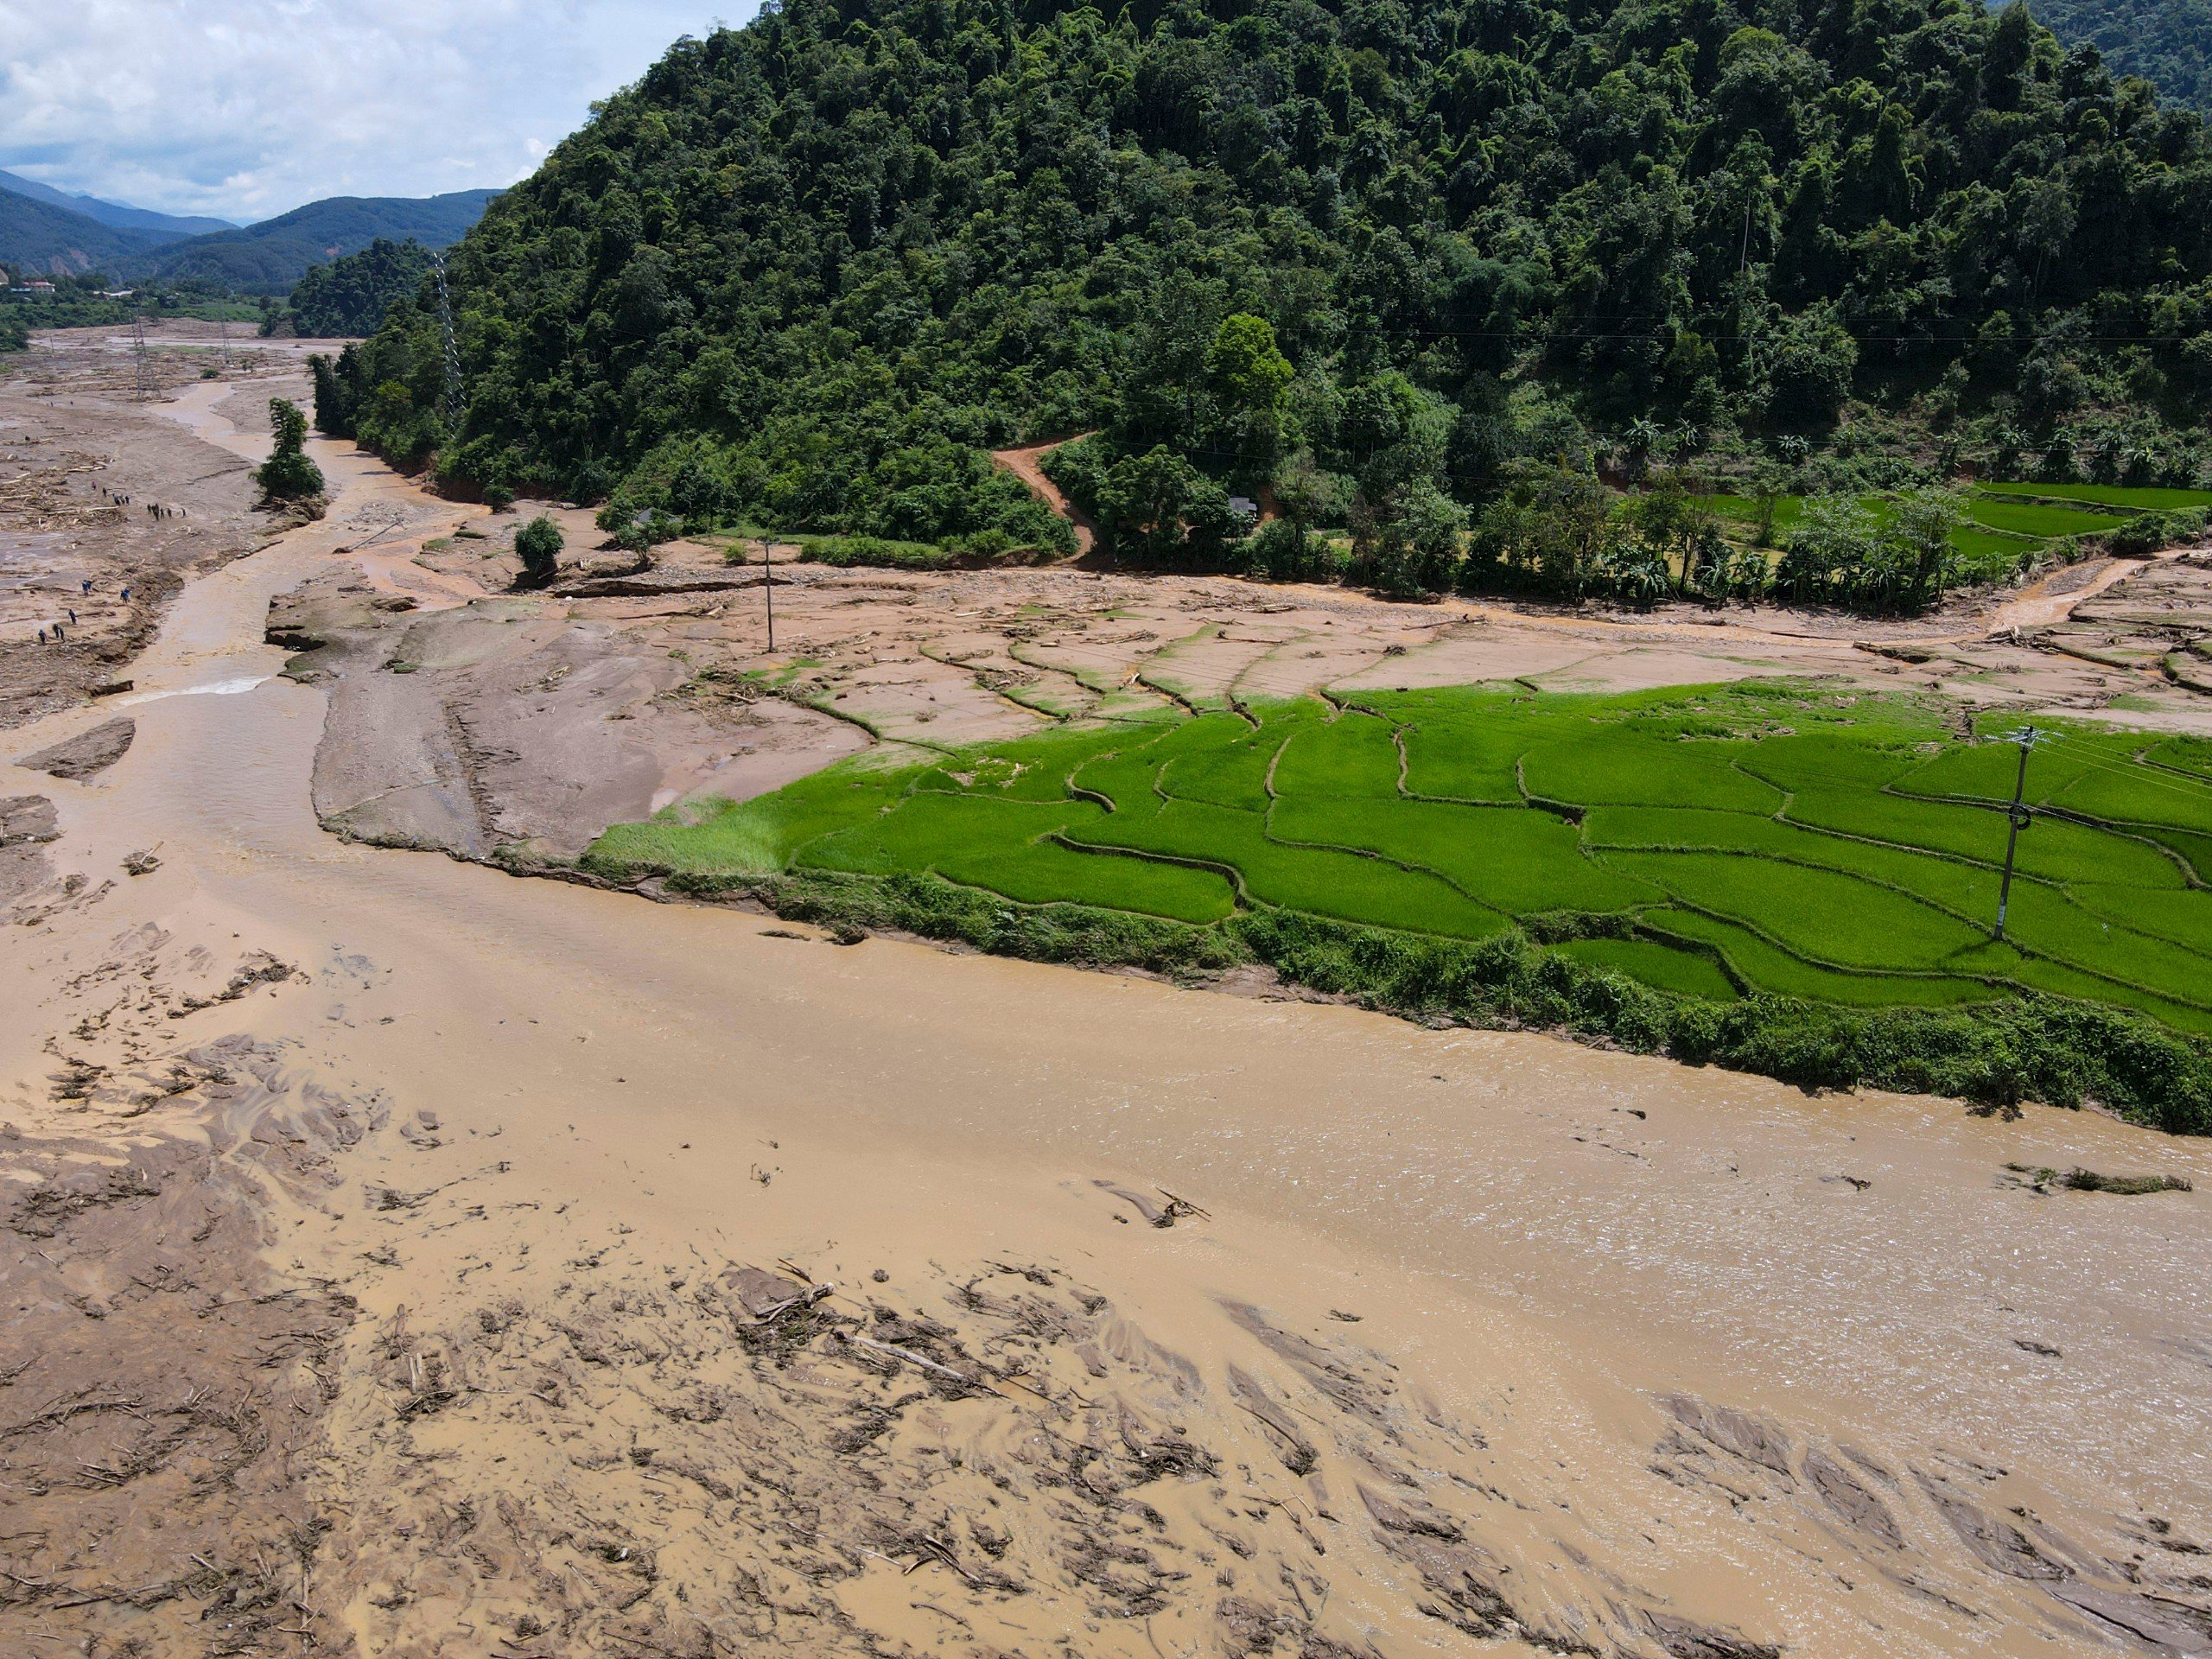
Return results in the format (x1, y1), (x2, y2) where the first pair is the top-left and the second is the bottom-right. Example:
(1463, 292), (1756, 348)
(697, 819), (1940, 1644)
(327, 0), (2212, 582)
(286, 238), (438, 337)
(2027, 0), (2212, 109)
(0, 170), (232, 240)
(0, 189), (168, 275)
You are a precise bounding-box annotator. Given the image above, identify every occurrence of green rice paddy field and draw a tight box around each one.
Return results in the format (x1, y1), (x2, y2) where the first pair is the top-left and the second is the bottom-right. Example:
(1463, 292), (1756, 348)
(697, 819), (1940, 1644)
(590, 682), (2212, 1034)
(1700, 481), (2212, 563)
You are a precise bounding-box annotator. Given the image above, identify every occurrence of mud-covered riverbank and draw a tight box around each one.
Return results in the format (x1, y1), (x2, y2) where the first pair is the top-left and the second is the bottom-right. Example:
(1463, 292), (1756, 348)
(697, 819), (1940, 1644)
(3, 341), (2210, 1658)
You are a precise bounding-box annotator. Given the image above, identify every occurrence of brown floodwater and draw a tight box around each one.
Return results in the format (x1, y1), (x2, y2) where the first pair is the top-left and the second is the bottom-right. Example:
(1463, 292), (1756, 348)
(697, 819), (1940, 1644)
(5, 388), (2210, 1656)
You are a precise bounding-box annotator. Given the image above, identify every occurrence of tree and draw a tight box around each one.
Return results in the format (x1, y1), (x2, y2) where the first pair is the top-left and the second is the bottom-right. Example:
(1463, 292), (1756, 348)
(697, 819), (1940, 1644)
(1622, 475), (1724, 593)
(1886, 487), (1967, 608)
(1619, 418), (1664, 481)
(1206, 314), (1295, 471)
(514, 515), (564, 588)
(1367, 481), (1465, 596)
(1095, 447), (1207, 563)
(1777, 493), (1878, 604)
(255, 398), (326, 505)
(1762, 305), (1858, 427)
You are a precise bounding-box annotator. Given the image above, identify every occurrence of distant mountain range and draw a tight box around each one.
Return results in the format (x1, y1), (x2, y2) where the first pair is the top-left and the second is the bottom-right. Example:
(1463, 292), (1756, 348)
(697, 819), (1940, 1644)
(0, 168), (233, 238)
(0, 188), (168, 273)
(0, 172), (499, 294)
(137, 191), (500, 294)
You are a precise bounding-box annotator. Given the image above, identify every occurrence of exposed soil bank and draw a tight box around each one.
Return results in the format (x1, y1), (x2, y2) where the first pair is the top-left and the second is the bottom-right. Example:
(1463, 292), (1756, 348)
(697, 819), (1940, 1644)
(288, 477), (2212, 865)
(2, 353), (2210, 1658)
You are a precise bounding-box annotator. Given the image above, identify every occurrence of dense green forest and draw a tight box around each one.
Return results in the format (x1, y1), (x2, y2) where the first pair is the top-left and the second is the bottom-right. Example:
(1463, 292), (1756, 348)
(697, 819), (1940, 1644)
(321, 0), (2212, 605)
(2026, 0), (2212, 109)
(286, 238), (438, 338)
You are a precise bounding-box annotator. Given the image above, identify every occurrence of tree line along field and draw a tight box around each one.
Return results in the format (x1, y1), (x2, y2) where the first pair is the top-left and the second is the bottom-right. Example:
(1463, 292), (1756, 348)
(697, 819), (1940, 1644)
(588, 680), (2212, 1034)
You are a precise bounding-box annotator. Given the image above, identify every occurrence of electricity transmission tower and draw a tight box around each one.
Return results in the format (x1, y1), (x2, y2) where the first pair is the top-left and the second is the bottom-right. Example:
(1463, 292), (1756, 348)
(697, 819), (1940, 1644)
(432, 251), (462, 418)
(130, 314), (156, 400)
(217, 316), (231, 372)
(1993, 725), (2052, 941)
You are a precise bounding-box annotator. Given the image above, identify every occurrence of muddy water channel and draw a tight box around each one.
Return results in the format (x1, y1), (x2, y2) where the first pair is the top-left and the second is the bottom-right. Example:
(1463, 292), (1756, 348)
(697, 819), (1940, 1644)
(3, 381), (2209, 1658)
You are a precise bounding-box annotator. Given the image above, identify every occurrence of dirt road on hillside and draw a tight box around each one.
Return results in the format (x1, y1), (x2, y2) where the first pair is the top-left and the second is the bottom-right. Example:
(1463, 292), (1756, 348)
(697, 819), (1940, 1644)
(3, 337), (2212, 1658)
(992, 435), (1099, 554)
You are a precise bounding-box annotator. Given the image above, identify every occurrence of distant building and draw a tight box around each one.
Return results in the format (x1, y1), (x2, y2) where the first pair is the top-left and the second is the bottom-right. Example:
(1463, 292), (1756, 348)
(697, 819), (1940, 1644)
(100, 289), (134, 299)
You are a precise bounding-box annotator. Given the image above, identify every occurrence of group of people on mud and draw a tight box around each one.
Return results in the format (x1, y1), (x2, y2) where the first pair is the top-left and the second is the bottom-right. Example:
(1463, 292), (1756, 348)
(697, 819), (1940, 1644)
(103, 487), (181, 521)
(31, 576), (126, 646)
(35, 479), (171, 645)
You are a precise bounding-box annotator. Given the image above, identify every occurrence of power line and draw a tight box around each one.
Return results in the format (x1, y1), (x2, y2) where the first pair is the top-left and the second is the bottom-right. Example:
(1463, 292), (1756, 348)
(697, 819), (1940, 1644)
(2038, 742), (2212, 808)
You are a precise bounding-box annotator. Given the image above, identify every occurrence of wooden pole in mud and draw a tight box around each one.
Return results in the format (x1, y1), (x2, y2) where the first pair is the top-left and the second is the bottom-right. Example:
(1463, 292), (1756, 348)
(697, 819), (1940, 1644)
(761, 537), (775, 652)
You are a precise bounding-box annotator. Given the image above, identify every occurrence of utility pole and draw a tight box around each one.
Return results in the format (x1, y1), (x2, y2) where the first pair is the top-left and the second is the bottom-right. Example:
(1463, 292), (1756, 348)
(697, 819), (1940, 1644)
(761, 537), (775, 652)
(1993, 725), (2046, 941)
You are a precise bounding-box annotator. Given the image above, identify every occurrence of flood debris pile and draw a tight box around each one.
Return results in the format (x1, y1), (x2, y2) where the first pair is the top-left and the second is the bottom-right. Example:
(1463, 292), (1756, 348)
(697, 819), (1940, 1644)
(0, 335), (281, 728)
(0, 792), (58, 900)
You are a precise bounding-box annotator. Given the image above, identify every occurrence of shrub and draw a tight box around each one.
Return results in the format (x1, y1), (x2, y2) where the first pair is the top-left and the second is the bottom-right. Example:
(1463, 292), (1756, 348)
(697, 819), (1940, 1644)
(514, 515), (563, 587)
(1245, 518), (1344, 582)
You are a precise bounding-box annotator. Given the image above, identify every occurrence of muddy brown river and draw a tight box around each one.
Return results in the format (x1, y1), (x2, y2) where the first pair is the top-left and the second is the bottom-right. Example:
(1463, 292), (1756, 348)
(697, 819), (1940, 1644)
(3, 370), (2209, 1657)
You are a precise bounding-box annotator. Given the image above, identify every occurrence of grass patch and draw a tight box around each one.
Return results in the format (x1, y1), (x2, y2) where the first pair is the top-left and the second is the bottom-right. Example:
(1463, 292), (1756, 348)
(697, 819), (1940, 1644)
(1962, 498), (2132, 538)
(1976, 483), (2212, 512)
(1555, 936), (1738, 1000)
(1698, 481), (2202, 575)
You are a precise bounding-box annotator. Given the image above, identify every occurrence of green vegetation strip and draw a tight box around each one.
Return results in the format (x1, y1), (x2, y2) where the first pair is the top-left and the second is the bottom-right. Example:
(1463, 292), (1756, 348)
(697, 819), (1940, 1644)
(588, 680), (2212, 1133)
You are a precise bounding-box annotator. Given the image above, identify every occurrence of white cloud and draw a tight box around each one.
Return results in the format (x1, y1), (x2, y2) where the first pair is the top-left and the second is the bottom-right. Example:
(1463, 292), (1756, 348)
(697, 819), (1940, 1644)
(0, 1), (752, 223)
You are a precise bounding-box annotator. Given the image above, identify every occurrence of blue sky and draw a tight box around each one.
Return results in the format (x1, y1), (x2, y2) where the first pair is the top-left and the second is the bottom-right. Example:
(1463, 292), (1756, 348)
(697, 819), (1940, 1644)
(0, 1), (756, 225)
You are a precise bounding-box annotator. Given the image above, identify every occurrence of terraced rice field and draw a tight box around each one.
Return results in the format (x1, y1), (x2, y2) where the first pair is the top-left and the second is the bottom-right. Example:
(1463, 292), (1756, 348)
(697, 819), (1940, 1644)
(590, 682), (2212, 1028)
(1701, 481), (2212, 566)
